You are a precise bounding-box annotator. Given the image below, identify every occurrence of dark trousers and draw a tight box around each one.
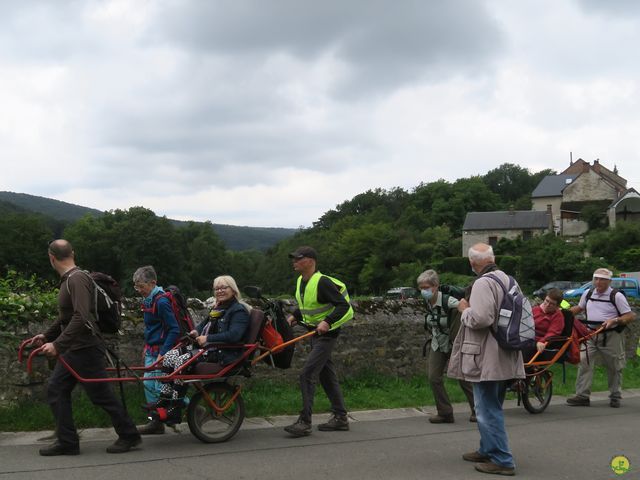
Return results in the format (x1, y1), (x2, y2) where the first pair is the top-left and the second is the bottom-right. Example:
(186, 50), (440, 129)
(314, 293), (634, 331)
(47, 347), (139, 447)
(299, 335), (347, 423)
(427, 348), (475, 416)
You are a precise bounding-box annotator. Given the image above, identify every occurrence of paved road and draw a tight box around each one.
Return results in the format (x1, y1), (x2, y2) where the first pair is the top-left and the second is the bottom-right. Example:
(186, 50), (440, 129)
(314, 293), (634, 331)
(1, 391), (639, 479)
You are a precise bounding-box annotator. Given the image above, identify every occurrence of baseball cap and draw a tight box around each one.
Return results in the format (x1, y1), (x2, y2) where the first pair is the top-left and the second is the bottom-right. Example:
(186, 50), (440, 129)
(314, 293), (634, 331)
(288, 246), (318, 260)
(592, 268), (612, 280)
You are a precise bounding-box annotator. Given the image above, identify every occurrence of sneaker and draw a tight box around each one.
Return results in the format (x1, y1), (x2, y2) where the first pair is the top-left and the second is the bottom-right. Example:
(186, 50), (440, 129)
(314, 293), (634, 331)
(469, 413), (477, 423)
(284, 418), (312, 437)
(463, 451), (491, 463)
(610, 398), (621, 408)
(137, 419), (165, 435)
(318, 414), (350, 431)
(566, 396), (590, 406)
(429, 414), (454, 424)
(474, 461), (515, 476)
(39, 442), (80, 456)
(106, 436), (142, 454)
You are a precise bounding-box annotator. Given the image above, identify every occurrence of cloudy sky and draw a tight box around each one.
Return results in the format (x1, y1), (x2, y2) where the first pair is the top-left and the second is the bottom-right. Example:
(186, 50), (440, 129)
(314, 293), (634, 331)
(2, 0), (640, 228)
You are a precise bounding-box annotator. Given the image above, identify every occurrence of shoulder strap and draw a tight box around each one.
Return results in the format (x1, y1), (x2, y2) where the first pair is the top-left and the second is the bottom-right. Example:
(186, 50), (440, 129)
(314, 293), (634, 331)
(585, 288), (594, 303)
(484, 272), (504, 291)
(440, 293), (450, 315)
(65, 269), (100, 336)
(610, 289), (622, 316)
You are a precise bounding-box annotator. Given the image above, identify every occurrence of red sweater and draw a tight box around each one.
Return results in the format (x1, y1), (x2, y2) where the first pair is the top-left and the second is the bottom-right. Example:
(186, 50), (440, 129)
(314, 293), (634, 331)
(532, 305), (565, 343)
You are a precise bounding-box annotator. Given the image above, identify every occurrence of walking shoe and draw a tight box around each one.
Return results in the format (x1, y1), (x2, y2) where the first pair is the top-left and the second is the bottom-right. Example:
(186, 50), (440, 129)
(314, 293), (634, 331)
(610, 398), (621, 408)
(566, 396), (590, 406)
(106, 436), (142, 454)
(429, 414), (454, 424)
(284, 418), (312, 437)
(463, 451), (491, 463)
(469, 413), (477, 423)
(318, 414), (350, 431)
(474, 461), (515, 476)
(39, 442), (80, 456)
(137, 419), (165, 435)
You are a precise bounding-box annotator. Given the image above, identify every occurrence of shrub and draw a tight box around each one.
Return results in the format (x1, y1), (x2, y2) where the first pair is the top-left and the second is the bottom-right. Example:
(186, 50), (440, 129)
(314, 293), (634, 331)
(0, 271), (58, 331)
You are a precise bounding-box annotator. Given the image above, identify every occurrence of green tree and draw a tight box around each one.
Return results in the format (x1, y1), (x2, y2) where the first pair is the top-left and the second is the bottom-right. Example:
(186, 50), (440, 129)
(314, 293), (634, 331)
(0, 214), (54, 279)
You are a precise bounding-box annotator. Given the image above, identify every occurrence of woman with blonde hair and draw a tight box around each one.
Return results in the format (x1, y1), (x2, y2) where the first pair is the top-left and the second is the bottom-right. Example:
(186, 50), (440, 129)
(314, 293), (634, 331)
(150, 275), (251, 425)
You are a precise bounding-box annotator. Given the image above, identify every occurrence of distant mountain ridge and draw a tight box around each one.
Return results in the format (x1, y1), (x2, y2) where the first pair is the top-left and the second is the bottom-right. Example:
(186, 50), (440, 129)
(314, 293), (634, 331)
(0, 191), (297, 251)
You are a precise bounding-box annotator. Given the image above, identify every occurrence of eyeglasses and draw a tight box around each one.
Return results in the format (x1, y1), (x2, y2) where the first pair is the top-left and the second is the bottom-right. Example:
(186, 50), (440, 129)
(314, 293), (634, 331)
(214, 286), (231, 292)
(133, 283), (146, 291)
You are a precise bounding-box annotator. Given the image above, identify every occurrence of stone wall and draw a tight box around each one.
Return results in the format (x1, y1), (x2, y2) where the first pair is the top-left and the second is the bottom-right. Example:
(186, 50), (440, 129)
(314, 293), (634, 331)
(2, 299), (639, 406)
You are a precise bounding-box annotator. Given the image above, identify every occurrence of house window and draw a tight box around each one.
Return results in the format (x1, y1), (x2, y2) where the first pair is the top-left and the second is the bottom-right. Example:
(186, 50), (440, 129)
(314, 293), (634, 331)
(522, 230), (533, 241)
(488, 236), (498, 247)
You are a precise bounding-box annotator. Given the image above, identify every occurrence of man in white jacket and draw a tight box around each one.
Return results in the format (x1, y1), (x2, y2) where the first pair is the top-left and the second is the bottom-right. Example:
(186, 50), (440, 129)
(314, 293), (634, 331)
(447, 243), (524, 476)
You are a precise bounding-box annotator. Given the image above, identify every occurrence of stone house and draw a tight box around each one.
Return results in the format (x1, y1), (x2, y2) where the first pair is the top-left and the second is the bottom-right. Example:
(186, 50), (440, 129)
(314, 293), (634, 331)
(608, 188), (640, 228)
(461, 210), (552, 255)
(531, 159), (628, 236)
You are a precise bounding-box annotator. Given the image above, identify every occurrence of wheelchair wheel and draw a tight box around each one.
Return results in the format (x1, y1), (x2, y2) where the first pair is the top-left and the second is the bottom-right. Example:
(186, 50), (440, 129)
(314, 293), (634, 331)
(187, 382), (245, 443)
(521, 370), (553, 414)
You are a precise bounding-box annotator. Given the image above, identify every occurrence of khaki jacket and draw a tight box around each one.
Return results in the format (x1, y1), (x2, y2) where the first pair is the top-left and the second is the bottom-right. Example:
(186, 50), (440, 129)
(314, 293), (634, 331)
(447, 269), (525, 382)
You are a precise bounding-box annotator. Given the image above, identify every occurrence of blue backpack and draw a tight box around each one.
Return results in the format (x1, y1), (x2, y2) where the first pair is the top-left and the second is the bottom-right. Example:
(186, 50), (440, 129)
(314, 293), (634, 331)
(484, 273), (535, 351)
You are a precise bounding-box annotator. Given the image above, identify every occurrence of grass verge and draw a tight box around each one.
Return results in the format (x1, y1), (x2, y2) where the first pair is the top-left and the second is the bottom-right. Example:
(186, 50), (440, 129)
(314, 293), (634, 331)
(1, 358), (639, 432)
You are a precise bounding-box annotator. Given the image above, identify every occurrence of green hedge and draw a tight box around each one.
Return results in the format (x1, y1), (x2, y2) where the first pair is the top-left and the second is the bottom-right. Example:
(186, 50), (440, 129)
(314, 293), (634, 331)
(441, 255), (521, 277)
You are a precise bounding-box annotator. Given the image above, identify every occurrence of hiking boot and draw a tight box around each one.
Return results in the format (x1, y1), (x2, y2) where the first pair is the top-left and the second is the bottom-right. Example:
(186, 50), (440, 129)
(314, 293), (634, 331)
(318, 414), (350, 431)
(610, 398), (621, 408)
(39, 441), (80, 456)
(566, 396), (590, 406)
(474, 461), (515, 476)
(106, 436), (142, 454)
(284, 418), (312, 437)
(137, 419), (165, 435)
(469, 413), (477, 423)
(463, 451), (491, 463)
(429, 414), (454, 424)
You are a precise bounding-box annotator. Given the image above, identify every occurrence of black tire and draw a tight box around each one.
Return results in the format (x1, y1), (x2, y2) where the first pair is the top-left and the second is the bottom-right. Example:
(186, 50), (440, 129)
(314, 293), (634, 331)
(187, 382), (245, 443)
(522, 370), (553, 414)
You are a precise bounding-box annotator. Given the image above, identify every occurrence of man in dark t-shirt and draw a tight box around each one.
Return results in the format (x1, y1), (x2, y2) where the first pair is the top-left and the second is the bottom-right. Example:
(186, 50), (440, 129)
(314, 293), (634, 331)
(29, 239), (141, 456)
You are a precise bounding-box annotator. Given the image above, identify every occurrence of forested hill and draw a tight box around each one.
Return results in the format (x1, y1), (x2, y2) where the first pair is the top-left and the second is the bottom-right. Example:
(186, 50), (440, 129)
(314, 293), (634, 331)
(0, 191), (296, 251)
(0, 191), (103, 221)
(254, 164), (558, 295)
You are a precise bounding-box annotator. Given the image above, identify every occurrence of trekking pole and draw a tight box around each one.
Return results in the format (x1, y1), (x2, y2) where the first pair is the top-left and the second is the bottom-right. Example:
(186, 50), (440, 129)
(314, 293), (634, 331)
(251, 330), (317, 365)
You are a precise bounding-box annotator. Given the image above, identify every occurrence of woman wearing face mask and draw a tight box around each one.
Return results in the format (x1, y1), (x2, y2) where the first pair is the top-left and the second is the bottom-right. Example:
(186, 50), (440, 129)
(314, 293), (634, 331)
(417, 269), (476, 424)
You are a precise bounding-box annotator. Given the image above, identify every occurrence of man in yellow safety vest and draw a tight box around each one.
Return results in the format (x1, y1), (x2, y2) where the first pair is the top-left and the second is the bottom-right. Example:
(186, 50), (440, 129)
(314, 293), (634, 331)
(283, 246), (354, 437)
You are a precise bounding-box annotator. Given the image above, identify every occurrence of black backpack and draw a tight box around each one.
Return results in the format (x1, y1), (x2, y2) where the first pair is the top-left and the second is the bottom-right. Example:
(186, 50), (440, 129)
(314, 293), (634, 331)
(266, 299), (295, 369)
(67, 270), (122, 334)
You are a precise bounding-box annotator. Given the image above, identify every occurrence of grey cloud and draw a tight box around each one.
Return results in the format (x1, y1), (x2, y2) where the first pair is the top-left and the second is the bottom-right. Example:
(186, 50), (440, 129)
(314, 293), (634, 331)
(578, 0), (640, 16)
(0, 1), (102, 61)
(149, 0), (504, 92)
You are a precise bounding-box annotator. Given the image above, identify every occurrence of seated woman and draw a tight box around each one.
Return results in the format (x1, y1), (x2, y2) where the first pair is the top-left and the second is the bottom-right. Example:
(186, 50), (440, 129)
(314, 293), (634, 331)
(524, 288), (566, 362)
(152, 275), (251, 424)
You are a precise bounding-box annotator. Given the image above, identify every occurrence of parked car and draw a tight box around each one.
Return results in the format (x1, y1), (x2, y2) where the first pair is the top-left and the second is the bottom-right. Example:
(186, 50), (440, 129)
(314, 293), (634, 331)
(384, 287), (420, 300)
(532, 281), (583, 299)
(563, 278), (640, 299)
